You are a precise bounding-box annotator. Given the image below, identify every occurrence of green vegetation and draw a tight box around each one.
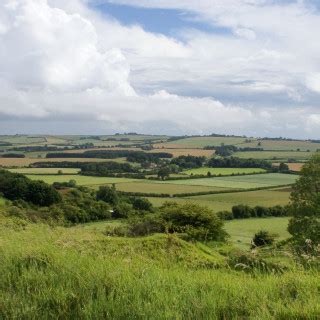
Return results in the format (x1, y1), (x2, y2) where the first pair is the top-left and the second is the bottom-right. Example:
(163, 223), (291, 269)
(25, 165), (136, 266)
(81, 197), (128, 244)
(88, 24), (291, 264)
(184, 167), (266, 175)
(9, 168), (80, 174)
(234, 150), (313, 160)
(225, 217), (290, 248)
(157, 173), (297, 189)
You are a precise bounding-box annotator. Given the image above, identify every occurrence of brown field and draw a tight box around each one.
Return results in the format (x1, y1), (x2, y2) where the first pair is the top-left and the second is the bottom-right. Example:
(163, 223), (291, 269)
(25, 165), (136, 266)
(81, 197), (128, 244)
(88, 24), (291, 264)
(0, 157), (108, 167)
(273, 162), (304, 172)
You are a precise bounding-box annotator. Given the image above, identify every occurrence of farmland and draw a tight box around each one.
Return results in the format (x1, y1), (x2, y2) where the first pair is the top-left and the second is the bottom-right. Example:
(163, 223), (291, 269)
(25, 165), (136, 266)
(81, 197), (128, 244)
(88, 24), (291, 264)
(225, 217), (290, 248)
(234, 150), (313, 160)
(157, 173), (297, 189)
(147, 188), (291, 212)
(184, 167), (266, 175)
(9, 168), (80, 175)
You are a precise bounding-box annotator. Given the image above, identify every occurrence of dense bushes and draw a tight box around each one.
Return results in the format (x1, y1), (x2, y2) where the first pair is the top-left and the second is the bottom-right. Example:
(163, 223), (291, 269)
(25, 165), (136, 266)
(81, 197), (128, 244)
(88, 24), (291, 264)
(1, 153), (25, 158)
(208, 157), (271, 169)
(252, 230), (276, 247)
(81, 162), (138, 175)
(0, 170), (61, 206)
(171, 155), (206, 169)
(217, 205), (288, 220)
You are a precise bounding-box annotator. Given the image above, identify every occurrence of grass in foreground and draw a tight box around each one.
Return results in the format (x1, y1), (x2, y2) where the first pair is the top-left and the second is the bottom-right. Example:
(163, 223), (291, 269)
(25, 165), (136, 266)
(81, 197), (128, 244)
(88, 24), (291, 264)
(0, 216), (319, 319)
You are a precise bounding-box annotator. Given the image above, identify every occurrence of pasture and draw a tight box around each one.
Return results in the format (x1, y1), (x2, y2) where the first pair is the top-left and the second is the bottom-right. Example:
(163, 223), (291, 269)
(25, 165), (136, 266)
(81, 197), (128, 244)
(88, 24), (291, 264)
(184, 167), (266, 175)
(234, 150), (313, 160)
(154, 136), (248, 149)
(157, 173), (297, 189)
(0, 157), (108, 167)
(225, 217), (290, 248)
(9, 168), (80, 175)
(26, 174), (138, 186)
(148, 188), (291, 212)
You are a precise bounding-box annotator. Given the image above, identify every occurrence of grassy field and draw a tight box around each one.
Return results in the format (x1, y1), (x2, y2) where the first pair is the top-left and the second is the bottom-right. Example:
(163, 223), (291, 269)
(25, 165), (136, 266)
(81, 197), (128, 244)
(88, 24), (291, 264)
(240, 139), (320, 151)
(0, 217), (318, 319)
(9, 168), (80, 175)
(155, 136), (248, 149)
(184, 167), (266, 175)
(151, 148), (214, 157)
(148, 188), (291, 212)
(113, 181), (227, 195)
(225, 217), (290, 248)
(234, 150), (313, 160)
(0, 157), (108, 167)
(26, 174), (138, 186)
(157, 173), (297, 189)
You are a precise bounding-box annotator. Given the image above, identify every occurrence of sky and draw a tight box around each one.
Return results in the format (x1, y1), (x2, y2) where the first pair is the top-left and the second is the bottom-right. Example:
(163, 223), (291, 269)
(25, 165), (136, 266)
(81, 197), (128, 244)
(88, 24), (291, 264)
(0, 0), (320, 138)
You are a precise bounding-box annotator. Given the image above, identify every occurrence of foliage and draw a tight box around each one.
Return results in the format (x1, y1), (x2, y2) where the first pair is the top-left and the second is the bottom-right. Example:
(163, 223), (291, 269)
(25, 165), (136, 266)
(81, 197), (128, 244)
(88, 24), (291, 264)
(208, 157), (272, 169)
(96, 185), (119, 206)
(171, 155), (206, 169)
(288, 154), (320, 243)
(252, 230), (276, 247)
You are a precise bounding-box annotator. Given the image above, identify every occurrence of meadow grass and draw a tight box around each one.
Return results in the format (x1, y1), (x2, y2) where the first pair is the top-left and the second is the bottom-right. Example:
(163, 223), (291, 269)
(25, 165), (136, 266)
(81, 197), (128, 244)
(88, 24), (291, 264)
(26, 174), (138, 186)
(0, 217), (319, 319)
(156, 173), (297, 189)
(9, 168), (80, 174)
(148, 188), (291, 212)
(184, 167), (266, 175)
(234, 150), (313, 160)
(225, 217), (290, 248)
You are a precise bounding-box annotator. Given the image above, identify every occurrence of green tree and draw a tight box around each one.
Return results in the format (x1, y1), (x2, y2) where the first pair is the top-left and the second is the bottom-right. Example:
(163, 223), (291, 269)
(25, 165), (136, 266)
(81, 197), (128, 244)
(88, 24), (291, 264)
(96, 185), (119, 206)
(288, 154), (320, 243)
(157, 167), (170, 180)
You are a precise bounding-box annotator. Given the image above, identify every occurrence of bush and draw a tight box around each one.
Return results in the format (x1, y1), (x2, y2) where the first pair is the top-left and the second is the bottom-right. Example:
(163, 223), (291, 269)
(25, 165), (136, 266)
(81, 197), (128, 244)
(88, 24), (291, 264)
(96, 185), (119, 205)
(232, 205), (254, 219)
(252, 230), (276, 247)
(131, 197), (153, 212)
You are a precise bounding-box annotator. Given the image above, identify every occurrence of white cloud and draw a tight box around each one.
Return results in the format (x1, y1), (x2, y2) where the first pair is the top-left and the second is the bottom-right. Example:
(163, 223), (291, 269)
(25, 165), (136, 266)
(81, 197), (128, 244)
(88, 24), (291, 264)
(0, 0), (319, 138)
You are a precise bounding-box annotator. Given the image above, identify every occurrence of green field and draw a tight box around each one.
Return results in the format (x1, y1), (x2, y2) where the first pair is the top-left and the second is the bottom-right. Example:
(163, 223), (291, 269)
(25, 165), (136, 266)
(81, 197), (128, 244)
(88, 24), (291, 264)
(113, 181), (226, 195)
(26, 174), (138, 186)
(157, 173), (297, 189)
(148, 188), (291, 212)
(184, 167), (266, 175)
(239, 139), (320, 151)
(156, 136), (248, 148)
(9, 168), (80, 175)
(234, 150), (313, 160)
(225, 217), (290, 248)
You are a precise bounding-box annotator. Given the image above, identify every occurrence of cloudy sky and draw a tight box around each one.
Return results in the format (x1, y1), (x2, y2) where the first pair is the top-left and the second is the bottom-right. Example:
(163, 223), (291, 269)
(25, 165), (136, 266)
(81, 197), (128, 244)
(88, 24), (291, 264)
(0, 0), (320, 138)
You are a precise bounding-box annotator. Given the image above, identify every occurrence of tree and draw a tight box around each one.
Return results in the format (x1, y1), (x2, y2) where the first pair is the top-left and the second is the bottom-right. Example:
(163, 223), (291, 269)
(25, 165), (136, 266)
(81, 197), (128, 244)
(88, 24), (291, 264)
(157, 167), (170, 180)
(279, 162), (289, 173)
(288, 154), (320, 243)
(96, 185), (119, 205)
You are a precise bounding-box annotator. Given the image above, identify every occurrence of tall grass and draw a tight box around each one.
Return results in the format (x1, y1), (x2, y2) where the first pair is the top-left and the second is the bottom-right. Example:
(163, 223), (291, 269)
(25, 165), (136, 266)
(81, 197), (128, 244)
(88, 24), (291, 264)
(0, 217), (319, 319)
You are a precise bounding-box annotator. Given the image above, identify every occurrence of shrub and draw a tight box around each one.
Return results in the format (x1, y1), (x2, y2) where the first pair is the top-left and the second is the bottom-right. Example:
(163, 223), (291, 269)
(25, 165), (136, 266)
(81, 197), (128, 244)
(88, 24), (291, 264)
(252, 230), (276, 247)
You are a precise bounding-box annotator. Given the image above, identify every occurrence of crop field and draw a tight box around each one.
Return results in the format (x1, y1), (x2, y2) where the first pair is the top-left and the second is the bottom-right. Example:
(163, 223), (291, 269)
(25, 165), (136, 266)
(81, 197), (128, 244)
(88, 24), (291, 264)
(0, 157), (108, 167)
(157, 173), (297, 189)
(225, 217), (290, 248)
(148, 188), (291, 212)
(0, 135), (47, 145)
(154, 136), (248, 149)
(239, 139), (320, 151)
(151, 148), (214, 157)
(9, 168), (80, 175)
(184, 167), (266, 175)
(113, 181), (227, 195)
(233, 150), (313, 160)
(26, 174), (137, 186)
(273, 162), (305, 172)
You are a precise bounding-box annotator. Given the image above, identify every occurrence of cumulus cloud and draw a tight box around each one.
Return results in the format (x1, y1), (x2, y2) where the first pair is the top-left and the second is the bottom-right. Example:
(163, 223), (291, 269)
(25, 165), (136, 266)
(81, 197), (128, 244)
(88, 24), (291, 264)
(0, 0), (319, 138)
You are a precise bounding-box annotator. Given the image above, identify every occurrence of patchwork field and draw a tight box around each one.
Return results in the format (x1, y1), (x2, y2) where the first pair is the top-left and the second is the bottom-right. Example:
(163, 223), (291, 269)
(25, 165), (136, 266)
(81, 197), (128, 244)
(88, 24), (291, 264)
(151, 148), (214, 157)
(26, 175), (137, 186)
(113, 181), (226, 195)
(225, 217), (290, 248)
(156, 173), (297, 189)
(239, 139), (320, 151)
(233, 151), (313, 160)
(148, 188), (291, 212)
(155, 136), (248, 149)
(0, 157), (109, 167)
(9, 168), (80, 175)
(184, 167), (266, 175)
